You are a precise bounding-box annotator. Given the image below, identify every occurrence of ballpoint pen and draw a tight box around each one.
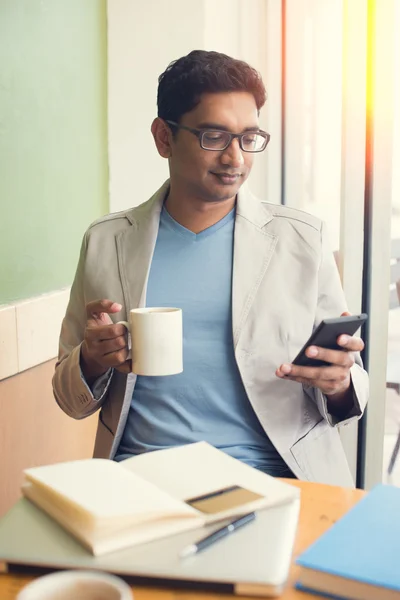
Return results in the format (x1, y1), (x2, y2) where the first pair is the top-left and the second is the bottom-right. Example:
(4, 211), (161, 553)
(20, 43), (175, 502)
(179, 512), (256, 558)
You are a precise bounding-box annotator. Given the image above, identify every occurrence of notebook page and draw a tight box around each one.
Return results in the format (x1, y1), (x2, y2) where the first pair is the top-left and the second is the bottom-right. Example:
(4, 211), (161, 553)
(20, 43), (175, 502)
(22, 481), (204, 556)
(121, 442), (299, 506)
(24, 459), (198, 520)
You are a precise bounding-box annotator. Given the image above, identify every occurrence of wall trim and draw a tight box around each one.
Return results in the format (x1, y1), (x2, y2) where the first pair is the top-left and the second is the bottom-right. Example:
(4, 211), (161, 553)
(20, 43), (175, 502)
(0, 288), (71, 381)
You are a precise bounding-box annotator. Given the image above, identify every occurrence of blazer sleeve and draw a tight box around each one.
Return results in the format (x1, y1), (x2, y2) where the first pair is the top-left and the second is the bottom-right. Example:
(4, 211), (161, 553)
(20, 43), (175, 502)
(52, 232), (114, 419)
(304, 221), (369, 427)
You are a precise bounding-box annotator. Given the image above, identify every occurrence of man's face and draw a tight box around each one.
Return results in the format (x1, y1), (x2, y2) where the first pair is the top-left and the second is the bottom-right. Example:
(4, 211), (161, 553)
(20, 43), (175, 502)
(168, 92), (259, 203)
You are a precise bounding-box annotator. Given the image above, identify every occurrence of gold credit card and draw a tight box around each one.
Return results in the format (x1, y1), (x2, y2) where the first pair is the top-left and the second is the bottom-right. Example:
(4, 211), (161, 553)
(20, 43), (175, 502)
(185, 485), (264, 515)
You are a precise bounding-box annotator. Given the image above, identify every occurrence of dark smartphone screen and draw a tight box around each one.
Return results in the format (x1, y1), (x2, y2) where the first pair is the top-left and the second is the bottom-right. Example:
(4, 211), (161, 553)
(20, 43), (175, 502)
(292, 313), (368, 367)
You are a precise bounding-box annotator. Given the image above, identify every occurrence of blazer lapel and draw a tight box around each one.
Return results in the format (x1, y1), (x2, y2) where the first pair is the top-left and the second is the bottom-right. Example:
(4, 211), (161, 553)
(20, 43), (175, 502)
(115, 180), (277, 345)
(232, 186), (278, 349)
(116, 181), (169, 314)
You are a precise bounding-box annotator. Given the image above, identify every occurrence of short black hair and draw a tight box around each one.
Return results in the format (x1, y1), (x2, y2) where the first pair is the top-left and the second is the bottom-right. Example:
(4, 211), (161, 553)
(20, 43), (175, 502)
(157, 50), (266, 123)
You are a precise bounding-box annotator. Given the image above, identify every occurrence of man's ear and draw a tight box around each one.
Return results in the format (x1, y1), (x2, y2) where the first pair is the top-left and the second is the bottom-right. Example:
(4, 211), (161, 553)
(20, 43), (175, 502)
(151, 118), (173, 158)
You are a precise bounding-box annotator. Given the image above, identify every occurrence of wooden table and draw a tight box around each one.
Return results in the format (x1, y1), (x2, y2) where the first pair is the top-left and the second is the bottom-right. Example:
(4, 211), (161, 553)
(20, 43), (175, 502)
(0, 479), (365, 599)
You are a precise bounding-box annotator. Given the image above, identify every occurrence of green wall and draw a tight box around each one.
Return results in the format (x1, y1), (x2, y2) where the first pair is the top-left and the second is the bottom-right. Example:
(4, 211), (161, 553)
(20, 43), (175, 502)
(0, 0), (108, 304)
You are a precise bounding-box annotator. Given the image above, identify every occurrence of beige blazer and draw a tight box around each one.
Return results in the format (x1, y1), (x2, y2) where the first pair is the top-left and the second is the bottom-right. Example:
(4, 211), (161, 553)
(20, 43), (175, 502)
(53, 181), (369, 486)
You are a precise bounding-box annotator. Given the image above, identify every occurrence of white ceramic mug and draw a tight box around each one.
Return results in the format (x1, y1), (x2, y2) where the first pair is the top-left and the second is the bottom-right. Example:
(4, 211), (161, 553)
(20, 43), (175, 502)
(118, 307), (183, 376)
(17, 570), (133, 600)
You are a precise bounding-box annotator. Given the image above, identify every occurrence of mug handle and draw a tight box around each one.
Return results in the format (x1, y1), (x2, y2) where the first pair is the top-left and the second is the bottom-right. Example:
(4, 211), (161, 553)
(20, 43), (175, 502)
(117, 321), (132, 360)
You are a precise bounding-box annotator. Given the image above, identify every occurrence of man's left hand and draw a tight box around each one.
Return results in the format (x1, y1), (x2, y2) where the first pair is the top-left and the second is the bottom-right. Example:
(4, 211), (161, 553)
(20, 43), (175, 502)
(275, 312), (365, 399)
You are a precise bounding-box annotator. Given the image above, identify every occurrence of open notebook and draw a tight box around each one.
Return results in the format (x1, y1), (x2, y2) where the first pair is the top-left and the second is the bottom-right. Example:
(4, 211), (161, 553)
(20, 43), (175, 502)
(22, 441), (299, 556)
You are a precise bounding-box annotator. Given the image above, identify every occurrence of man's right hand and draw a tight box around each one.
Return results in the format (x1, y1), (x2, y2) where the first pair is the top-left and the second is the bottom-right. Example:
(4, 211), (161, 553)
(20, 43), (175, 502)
(80, 299), (131, 384)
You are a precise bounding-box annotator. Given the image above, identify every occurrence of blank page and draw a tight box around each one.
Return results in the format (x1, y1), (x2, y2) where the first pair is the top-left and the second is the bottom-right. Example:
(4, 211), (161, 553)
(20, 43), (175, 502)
(121, 442), (299, 506)
(24, 459), (197, 520)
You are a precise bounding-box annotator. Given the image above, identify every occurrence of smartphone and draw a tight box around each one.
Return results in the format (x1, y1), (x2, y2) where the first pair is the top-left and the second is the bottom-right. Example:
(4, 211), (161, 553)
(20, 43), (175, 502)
(292, 313), (368, 367)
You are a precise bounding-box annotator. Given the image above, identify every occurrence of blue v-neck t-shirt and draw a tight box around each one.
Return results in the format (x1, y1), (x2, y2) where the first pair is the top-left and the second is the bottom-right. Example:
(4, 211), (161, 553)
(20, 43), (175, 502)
(115, 206), (289, 476)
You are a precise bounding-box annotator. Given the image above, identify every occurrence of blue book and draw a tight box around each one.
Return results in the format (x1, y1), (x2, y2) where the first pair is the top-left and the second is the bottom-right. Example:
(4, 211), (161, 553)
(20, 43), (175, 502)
(295, 484), (400, 600)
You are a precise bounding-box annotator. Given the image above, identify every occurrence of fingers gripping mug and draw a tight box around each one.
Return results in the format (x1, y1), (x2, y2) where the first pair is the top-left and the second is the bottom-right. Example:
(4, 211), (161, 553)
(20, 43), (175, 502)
(118, 307), (183, 376)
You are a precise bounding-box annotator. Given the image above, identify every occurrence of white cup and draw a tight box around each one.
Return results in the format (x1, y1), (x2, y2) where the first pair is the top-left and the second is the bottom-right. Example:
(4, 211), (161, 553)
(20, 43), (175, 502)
(118, 307), (183, 376)
(17, 570), (133, 600)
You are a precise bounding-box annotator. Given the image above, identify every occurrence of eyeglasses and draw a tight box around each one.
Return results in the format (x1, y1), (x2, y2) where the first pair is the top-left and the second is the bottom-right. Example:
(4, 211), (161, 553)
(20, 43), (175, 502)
(166, 120), (270, 153)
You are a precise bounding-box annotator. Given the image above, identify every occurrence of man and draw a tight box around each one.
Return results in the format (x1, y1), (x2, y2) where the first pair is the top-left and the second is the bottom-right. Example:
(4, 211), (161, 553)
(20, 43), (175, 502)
(53, 50), (368, 486)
